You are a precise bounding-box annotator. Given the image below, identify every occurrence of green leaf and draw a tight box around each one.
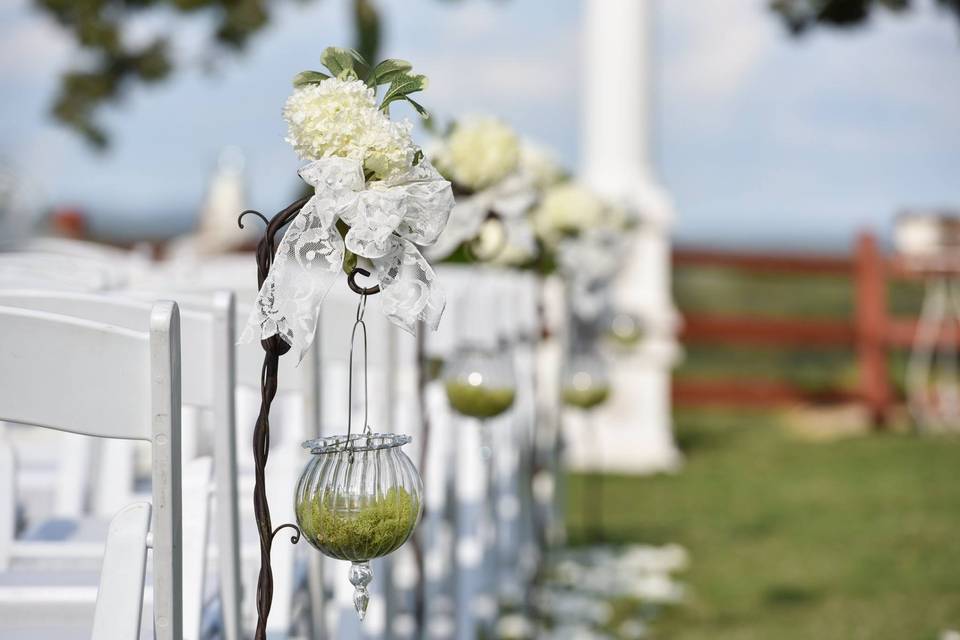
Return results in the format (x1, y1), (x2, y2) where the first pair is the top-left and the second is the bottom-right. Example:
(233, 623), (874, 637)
(405, 96), (429, 118)
(366, 58), (412, 87)
(320, 46), (369, 79)
(341, 249), (358, 274)
(379, 72), (428, 111)
(292, 70), (330, 87)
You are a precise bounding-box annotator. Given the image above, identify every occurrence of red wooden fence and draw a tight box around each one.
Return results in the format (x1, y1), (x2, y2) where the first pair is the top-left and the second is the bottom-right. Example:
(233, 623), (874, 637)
(672, 232), (925, 427)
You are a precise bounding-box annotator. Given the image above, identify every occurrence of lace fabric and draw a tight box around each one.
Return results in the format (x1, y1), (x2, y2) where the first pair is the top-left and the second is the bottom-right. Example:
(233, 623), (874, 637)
(558, 228), (627, 321)
(240, 156), (454, 360)
(425, 171), (537, 260)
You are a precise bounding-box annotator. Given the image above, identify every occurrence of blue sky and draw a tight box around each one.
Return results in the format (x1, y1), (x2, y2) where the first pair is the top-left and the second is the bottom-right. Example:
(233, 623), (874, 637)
(1, 0), (958, 248)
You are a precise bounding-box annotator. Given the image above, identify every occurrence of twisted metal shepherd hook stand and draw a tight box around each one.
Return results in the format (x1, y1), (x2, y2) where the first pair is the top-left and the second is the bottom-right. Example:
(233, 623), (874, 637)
(239, 200), (385, 639)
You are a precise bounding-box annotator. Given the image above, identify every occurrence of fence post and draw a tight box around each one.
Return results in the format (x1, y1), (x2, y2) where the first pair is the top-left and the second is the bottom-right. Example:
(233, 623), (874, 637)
(854, 231), (891, 428)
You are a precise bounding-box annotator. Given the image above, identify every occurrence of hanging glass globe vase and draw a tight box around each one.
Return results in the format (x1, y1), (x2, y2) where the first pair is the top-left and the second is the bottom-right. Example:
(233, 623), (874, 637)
(562, 351), (612, 411)
(294, 292), (424, 620)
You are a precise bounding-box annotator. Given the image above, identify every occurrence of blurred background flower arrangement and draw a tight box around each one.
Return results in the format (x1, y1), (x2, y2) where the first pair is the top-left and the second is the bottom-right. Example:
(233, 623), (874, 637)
(1, 0), (960, 639)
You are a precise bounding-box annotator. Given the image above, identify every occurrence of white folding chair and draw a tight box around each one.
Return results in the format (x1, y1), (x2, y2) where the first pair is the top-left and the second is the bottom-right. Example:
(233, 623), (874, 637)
(0, 301), (183, 640)
(0, 289), (239, 640)
(131, 257), (322, 638)
(91, 502), (153, 640)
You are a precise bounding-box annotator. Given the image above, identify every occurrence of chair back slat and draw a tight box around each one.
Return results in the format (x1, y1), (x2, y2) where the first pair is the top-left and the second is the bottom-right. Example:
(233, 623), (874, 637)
(0, 300), (182, 640)
(91, 502), (152, 640)
(0, 291), (213, 407)
(0, 305), (152, 440)
(149, 301), (183, 640)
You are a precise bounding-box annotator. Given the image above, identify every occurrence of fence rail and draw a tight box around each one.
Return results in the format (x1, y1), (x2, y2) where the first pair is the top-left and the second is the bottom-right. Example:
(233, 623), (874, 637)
(671, 232), (931, 426)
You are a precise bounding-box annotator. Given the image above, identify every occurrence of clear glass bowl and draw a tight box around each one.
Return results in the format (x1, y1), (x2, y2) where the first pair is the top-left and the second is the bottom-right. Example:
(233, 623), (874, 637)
(605, 310), (644, 350)
(562, 352), (612, 410)
(295, 433), (423, 619)
(443, 346), (517, 420)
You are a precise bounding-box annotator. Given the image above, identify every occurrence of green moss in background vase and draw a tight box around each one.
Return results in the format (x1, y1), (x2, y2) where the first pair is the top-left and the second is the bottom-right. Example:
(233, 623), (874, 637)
(296, 487), (418, 561)
(563, 386), (611, 410)
(606, 313), (644, 348)
(605, 328), (643, 349)
(445, 380), (516, 419)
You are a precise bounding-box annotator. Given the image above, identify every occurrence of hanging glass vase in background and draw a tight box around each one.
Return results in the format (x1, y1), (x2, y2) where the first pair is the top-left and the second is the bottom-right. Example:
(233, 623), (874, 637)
(293, 293), (424, 620)
(562, 351), (612, 411)
(604, 309), (644, 352)
(444, 344), (517, 420)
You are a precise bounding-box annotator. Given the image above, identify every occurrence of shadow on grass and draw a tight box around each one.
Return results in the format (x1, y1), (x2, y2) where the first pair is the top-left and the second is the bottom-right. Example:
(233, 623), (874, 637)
(763, 583), (823, 608)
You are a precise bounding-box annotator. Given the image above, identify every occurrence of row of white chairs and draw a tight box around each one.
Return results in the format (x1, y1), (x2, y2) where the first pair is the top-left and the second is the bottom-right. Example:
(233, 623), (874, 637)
(0, 240), (559, 640)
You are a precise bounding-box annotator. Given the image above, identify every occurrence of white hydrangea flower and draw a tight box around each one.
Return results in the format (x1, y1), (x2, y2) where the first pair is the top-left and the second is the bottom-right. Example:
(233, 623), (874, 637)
(433, 116), (520, 192)
(520, 142), (566, 189)
(283, 77), (416, 181)
(362, 118), (416, 182)
(532, 182), (606, 245)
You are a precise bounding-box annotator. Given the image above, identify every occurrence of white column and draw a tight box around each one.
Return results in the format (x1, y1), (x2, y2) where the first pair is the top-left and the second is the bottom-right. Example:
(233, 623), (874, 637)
(577, 0), (681, 474)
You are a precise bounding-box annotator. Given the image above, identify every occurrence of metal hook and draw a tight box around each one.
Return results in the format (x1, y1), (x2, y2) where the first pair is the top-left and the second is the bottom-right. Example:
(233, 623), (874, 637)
(347, 267), (381, 296)
(238, 209), (269, 229)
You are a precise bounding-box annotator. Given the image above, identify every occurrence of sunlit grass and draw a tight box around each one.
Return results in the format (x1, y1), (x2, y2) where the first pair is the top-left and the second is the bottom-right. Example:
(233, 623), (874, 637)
(567, 410), (960, 639)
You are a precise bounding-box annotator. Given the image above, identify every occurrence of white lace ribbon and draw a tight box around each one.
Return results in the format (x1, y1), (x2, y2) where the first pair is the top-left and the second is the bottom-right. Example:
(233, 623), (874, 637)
(239, 156), (454, 360)
(426, 171), (537, 260)
(558, 229), (626, 321)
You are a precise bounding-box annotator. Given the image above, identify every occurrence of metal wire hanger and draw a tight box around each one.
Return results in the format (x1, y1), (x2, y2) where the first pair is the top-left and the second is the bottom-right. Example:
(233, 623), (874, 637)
(346, 289), (372, 461)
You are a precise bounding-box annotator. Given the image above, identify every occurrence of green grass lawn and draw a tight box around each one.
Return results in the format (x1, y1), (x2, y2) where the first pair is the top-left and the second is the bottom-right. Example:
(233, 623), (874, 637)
(567, 410), (960, 639)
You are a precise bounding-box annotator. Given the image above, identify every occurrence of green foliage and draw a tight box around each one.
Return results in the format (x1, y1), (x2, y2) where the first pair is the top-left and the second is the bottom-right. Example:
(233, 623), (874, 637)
(352, 0), (381, 68)
(35, 0), (396, 147)
(367, 58), (413, 87)
(770, 0), (960, 35)
(292, 46), (431, 119)
(378, 72), (429, 116)
(292, 70), (331, 87)
(320, 46), (369, 80)
(34, 0), (279, 148)
(296, 486), (418, 561)
(444, 381), (516, 419)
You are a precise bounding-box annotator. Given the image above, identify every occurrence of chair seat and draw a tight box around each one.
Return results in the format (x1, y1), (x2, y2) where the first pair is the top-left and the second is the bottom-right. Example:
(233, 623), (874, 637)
(22, 516), (110, 544)
(0, 566), (101, 587)
(0, 567), (155, 639)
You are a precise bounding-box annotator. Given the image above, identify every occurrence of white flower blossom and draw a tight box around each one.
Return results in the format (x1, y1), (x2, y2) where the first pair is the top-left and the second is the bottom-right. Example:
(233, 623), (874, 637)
(433, 116), (520, 192)
(520, 142), (566, 190)
(283, 77), (416, 181)
(532, 182), (606, 245)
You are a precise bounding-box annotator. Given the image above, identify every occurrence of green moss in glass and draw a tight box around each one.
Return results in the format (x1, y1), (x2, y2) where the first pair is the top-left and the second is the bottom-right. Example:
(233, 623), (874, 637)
(562, 385), (611, 410)
(296, 487), (419, 561)
(445, 380), (516, 419)
(606, 327), (643, 348)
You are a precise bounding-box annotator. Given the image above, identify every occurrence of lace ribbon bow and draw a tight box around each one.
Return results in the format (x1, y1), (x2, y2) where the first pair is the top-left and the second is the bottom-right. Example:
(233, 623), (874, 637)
(558, 229), (626, 321)
(240, 156), (455, 360)
(426, 172), (537, 260)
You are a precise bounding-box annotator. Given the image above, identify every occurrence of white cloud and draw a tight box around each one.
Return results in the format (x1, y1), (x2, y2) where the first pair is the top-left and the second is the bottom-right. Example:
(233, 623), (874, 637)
(0, 14), (72, 77)
(663, 0), (775, 102)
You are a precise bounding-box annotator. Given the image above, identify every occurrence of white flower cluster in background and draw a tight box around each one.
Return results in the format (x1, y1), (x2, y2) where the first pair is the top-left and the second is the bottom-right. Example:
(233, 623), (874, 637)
(520, 142), (567, 190)
(433, 116), (521, 192)
(283, 77), (415, 181)
(532, 182), (607, 245)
